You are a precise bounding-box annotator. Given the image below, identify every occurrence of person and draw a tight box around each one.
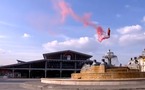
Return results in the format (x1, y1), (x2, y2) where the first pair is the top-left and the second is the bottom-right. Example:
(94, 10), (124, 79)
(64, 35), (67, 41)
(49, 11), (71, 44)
(92, 59), (100, 66)
(100, 59), (111, 69)
(134, 57), (138, 64)
(92, 59), (96, 65)
(120, 63), (122, 67)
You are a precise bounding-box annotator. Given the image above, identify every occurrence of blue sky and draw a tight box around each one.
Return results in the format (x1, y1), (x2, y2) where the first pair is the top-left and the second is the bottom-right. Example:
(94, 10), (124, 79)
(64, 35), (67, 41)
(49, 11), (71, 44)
(0, 0), (145, 65)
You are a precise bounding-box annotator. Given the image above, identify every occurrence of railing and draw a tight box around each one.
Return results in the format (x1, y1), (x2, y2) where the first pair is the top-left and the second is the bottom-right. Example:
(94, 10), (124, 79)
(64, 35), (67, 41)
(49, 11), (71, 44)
(46, 59), (89, 62)
(1, 68), (81, 71)
(1, 59), (89, 69)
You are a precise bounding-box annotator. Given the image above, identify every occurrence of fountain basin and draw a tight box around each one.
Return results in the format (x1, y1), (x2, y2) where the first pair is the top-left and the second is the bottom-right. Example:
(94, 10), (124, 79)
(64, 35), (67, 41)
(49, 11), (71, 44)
(41, 78), (145, 85)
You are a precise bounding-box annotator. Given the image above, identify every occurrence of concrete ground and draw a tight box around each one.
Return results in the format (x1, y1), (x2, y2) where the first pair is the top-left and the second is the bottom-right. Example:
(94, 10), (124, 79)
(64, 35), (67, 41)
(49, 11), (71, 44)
(22, 81), (145, 90)
(0, 78), (40, 90)
(1, 79), (145, 90)
(0, 83), (29, 90)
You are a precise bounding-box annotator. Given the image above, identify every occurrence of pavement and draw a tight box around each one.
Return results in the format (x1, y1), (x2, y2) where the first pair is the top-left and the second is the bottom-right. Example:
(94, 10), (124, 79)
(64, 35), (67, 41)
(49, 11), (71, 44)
(21, 81), (145, 90)
(1, 78), (145, 90)
(0, 78), (40, 90)
(0, 83), (29, 90)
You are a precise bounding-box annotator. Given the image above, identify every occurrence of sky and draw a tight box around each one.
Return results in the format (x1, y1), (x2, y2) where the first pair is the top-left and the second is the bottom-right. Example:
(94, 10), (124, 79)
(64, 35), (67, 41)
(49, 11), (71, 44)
(0, 0), (145, 65)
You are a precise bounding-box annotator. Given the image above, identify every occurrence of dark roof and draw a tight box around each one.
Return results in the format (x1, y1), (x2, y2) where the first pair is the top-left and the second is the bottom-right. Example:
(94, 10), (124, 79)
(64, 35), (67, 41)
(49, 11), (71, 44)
(17, 60), (26, 63)
(0, 50), (93, 68)
(0, 59), (45, 68)
(43, 50), (92, 58)
(0, 59), (92, 68)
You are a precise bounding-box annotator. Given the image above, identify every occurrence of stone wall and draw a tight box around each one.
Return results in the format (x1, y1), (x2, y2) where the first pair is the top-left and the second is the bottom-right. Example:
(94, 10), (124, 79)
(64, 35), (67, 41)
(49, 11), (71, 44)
(72, 72), (145, 80)
(81, 65), (105, 73)
(71, 65), (145, 80)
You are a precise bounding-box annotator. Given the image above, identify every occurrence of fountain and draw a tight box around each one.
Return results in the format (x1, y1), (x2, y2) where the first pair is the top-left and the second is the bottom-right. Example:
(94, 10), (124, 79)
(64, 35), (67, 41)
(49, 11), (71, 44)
(103, 49), (118, 66)
(71, 50), (145, 80)
(41, 49), (145, 87)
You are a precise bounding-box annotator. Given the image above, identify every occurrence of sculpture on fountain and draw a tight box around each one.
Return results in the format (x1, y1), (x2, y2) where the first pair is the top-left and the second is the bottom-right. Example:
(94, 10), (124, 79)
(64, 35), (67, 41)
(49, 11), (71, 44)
(128, 49), (145, 72)
(71, 49), (145, 80)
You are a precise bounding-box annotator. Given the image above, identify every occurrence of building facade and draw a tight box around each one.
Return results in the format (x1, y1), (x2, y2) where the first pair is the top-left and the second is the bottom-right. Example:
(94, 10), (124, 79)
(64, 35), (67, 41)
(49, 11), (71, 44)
(138, 49), (145, 72)
(127, 49), (145, 71)
(0, 50), (93, 78)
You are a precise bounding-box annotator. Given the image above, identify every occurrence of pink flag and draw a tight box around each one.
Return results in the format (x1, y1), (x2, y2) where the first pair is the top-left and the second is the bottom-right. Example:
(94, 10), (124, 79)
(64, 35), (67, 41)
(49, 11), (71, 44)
(55, 0), (111, 42)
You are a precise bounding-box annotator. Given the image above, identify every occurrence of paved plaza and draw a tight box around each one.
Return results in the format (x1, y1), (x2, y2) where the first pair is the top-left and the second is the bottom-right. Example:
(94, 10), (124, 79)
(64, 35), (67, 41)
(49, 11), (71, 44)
(0, 79), (39, 90)
(1, 79), (145, 90)
(0, 83), (28, 90)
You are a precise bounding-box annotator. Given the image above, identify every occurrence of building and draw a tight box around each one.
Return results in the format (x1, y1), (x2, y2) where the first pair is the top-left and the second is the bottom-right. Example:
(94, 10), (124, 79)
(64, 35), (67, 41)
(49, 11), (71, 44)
(138, 49), (145, 72)
(0, 50), (93, 78)
(127, 49), (145, 71)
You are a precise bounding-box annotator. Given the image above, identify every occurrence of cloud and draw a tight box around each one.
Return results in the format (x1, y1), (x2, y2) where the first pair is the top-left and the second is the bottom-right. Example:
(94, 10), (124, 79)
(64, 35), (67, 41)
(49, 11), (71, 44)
(0, 48), (5, 54)
(117, 25), (142, 34)
(119, 33), (145, 46)
(0, 49), (42, 65)
(0, 35), (7, 39)
(117, 24), (145, 46)
(42, 32), (121, 54)
(56, 34), (70, 40)
(142, 16), (145, 23)
(0, 21), (17, 27)
(0, 48), (11, 54)
(42, 36), (101, 53)
(101, 34), (119, 46)
(22, 33), (31, 38)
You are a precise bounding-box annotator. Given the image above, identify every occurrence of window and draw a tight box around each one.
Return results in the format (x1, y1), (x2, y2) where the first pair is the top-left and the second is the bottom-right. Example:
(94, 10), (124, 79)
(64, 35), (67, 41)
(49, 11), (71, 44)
(67, 55), (71, 60)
